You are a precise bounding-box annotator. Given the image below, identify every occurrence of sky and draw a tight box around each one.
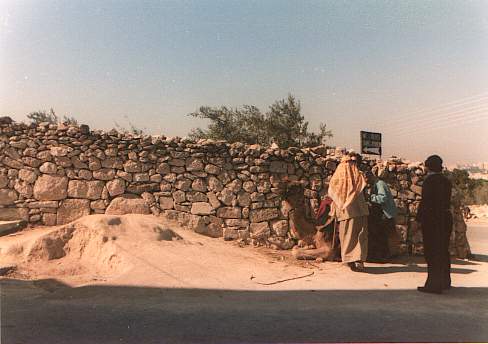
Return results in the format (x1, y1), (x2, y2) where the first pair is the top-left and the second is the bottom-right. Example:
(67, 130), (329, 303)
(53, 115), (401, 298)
(1, 0), (487, 165)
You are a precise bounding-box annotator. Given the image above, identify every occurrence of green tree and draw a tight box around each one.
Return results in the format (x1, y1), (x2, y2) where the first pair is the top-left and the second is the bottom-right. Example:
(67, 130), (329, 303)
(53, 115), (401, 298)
(188, 94), (332, 148)
(188, 105), (268, 144)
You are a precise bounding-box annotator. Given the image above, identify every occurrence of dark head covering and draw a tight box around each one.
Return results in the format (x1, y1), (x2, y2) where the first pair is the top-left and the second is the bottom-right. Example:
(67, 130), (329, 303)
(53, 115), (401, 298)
(425, 155), (443, 173)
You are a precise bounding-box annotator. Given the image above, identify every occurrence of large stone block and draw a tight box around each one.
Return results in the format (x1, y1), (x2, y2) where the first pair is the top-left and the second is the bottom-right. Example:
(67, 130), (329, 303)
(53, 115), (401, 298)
(271, 220), (289, 236)
(123, 160), (141, 173)
(216, 207), (241, 219)
(250, 222), (270, 239)
(191, 178), (207, 192)
(205, 164), (221, 175)
(186, 157), (204, 171)
(19, 169), (37, 183)
(101, 157), (123, 169)
(186, 191), (208, 202)
(218, 188), (236, 206)
(93, 168), (116, 181)
(39, 162), (57, 174)
(14, 180), (33, 198)
(57, 199), (91, 225)
(0, 207), (29, 221)
(105, 195), (150, 215)
(173, 190), (186, 203)
(249, 208), (279, 223)
(206, 192), (221, 209)
(159, 196), (174, 210)
(67, 180), (105, 200)
(0, 189), (18, 205)
(27, 201), (58, 208)
(191, 202), (214, 215)
(237, 191), (251, 207)
(33, 175), (68, 201)
(43, 213), (57, 226)
(106, 179), (126, 197)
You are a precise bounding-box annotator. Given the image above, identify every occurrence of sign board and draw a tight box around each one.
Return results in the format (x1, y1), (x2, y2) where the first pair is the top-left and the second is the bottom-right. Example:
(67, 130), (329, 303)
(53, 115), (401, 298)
(360, 131), (382, 156)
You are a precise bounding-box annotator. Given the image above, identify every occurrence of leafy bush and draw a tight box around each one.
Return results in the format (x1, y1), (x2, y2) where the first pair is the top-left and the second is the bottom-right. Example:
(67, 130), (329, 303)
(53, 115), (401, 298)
(447, 169), (488, 205)
(188, 94), (332, 148)
(27, 108), (78, 125)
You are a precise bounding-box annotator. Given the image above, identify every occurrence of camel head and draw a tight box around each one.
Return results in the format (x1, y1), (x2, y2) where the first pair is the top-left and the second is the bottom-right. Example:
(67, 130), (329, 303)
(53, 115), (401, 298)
(277, 180), (306, 209)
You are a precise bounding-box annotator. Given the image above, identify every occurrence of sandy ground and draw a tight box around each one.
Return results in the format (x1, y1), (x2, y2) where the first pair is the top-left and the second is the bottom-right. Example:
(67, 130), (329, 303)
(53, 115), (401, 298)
(468, 204), (488, 225)
(1, 214), (487, 343)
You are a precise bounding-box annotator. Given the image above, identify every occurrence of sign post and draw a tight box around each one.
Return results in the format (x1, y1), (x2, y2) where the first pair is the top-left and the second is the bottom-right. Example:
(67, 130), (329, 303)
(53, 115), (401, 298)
(360, 131), (382, 158)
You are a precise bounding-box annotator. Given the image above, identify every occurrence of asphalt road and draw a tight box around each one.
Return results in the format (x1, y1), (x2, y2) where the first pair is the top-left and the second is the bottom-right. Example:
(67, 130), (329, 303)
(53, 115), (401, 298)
(1, 224), (487, 344)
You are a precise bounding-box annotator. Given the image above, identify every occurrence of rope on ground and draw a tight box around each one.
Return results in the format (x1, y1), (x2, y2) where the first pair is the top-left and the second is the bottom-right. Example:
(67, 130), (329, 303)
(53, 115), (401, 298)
(254, 271), (315, 285)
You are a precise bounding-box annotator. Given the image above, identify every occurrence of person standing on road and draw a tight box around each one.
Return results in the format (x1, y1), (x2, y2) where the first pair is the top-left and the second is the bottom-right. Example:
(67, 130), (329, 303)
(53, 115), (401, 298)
(328, 153), (369, 271)
(367, 164), (397, 262)
(416, 155), (453, 294)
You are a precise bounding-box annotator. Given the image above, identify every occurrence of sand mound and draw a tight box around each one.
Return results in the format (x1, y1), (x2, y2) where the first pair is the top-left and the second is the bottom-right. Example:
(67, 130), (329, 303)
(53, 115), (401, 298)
(0, 214), (317, 290)
(0, 214), (187, 283)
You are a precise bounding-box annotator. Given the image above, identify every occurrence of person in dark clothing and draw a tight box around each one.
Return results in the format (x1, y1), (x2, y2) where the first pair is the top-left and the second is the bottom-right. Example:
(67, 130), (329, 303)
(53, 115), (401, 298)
(366, 165), (397, 262)
(416, 155), (453, 294)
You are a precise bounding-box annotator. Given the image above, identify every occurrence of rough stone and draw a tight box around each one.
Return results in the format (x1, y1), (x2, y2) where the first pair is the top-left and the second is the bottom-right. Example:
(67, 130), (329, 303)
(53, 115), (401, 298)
(106, 179), (126, 197)
(216, 207), (241, 219)
(0, 189), (18, 205)
(67, 180), (104, 200)
(39, 162), (57, 174)
(219, 188), (236, 206)
(250, 222), (271, 239)
(93, 169), (116, 181)
(105, 195), (150, 215)
(159, 196), (174, 210)
(186, 191), (208, 202)
(14, 181), (33, 198)
(33, 175), (68, 201)
(0, 207), (29, 221)
(207, 176), (224, 192)
(249, 208), (280, 223)
(271, 220), (289, 236)
(237, 191), (251, 207)
(186, 157), (204, 171)
(173, 190), (186, 203)
(191, 202), (214, 215)
(223, 228), (239, 241)
(19, 169), (37, 183)
(205, 164), (221, 175)
(57, 199), (91, 225)
(206, 192), (221, 209)
(123, 160), (142, 173)
(42, 213), (57, 226)
(191, 178), (207, 192)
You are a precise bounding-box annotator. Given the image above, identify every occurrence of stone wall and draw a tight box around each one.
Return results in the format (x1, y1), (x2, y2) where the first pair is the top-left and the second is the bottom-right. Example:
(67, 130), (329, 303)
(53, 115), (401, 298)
(0, 118), (468, 256)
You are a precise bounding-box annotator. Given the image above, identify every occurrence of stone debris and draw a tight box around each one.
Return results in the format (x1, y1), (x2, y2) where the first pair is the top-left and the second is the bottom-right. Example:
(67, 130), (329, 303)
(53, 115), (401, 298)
(0, 118), (470, 256)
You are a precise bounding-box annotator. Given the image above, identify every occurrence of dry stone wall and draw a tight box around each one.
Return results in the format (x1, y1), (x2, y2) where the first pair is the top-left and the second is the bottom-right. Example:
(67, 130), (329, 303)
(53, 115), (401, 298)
(0, 118), (469, 256)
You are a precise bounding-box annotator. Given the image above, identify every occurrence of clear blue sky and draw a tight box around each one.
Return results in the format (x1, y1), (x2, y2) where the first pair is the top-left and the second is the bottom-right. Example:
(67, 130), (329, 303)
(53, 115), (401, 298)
(1, 0), (487, 164)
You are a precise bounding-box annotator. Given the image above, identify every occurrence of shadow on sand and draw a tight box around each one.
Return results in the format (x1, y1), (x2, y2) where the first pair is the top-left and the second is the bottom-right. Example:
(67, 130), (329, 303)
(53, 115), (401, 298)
(1, 277), (487, 344)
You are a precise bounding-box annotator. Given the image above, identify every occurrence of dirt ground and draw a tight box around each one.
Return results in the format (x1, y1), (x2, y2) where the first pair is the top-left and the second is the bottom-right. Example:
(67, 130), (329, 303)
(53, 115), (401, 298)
(1, 214), (487, 343)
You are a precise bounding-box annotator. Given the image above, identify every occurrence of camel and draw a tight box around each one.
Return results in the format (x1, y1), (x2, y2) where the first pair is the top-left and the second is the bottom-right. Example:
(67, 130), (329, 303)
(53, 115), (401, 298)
(280, 182), (338, 260)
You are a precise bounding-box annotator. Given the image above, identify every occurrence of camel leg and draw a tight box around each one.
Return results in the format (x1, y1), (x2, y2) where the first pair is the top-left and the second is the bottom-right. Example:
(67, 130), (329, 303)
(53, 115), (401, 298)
(292, 246), (332, 260)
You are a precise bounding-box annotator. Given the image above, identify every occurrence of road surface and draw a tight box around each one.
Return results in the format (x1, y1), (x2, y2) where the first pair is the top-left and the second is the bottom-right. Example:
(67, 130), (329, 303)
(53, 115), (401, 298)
(1, 224), (487, 343)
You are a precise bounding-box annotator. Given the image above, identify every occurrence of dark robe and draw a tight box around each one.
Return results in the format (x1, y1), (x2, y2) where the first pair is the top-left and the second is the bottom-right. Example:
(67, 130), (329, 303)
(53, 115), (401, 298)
(416, 173), (453, 291)
(367, 202), (393, 261)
